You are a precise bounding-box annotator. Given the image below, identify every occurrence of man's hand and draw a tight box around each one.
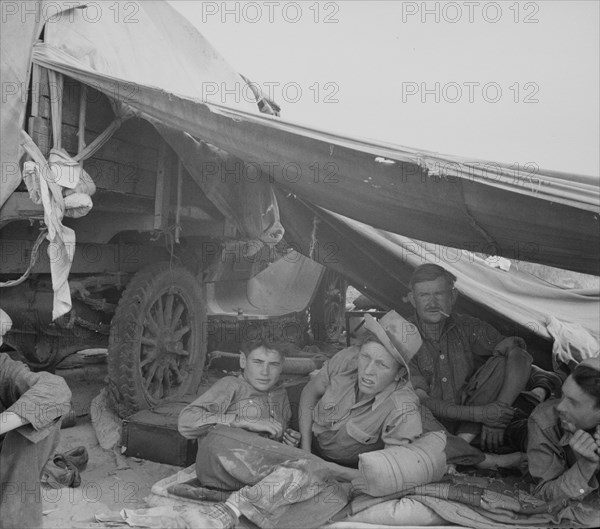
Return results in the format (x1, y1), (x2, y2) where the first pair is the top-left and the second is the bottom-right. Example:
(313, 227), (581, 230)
(479, 402), (515, 427)
(232, 418), (283, 439)
(481, 425), (505, 452)
(570, 429), (600, 465)
(281, 428), (301, 447)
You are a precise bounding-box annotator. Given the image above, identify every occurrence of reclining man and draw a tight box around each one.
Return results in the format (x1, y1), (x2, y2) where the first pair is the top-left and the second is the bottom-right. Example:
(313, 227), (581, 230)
(528, 356), (600, 521)
(1, 310), (72, 529)
(178, 316), (438, 529)
(407, 264), (562, 467)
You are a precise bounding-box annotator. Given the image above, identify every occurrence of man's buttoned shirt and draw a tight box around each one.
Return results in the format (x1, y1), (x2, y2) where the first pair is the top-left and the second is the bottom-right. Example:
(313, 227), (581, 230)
(178, 375), (291, 440)
(312, 347), (423, 464)
(408, 314), (505, 403)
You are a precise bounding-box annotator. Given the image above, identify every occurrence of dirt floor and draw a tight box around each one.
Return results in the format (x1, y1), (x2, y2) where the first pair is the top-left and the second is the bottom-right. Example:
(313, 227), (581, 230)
(42, 360), (182, 528)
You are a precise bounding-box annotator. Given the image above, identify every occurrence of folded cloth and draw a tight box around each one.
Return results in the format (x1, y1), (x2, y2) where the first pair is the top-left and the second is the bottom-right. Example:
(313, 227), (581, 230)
(41, 446), (88, 488)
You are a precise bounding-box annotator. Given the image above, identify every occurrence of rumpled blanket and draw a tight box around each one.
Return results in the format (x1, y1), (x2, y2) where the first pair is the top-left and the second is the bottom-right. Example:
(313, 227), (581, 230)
(350, 473), (600, 528)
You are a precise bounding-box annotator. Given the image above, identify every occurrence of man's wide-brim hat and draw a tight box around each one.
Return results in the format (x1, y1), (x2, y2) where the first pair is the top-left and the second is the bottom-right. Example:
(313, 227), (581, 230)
(363, 310), (422, 372)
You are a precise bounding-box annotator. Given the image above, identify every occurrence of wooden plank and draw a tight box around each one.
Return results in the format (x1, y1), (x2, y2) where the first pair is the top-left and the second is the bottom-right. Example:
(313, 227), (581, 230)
(29, 116), (159, 196)
(0, 239), (169, 274)
(53, 120), (159, 171)
(91, 190), (154, 214)
(78, 84), (87, 157)
(84, 158), (156, 197)
(90, 128), (159, 173)
(154, 142), (171, 229)
(48, 71), (63, 150)
(175, 160), (183, 242)
(30, 65), (42, 117)
(29, 116), (52, 157)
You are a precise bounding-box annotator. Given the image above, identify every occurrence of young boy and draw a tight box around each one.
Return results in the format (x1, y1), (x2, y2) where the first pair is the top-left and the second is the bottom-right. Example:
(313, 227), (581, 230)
(178, 336), (299, 447)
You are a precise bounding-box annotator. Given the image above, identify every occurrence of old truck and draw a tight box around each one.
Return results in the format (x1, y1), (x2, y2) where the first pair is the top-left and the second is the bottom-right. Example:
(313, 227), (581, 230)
(3, 2), (598, 419)
(0, 1), (345, 417)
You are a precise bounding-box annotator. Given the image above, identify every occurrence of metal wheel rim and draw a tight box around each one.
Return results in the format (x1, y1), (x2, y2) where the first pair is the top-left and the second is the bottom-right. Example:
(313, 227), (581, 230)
(139, 287), (195, 401)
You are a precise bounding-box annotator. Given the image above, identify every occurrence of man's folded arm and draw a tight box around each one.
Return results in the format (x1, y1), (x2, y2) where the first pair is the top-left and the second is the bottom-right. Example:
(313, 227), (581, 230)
(528, 415), (599, 501)
(178, 379), (237, 439)
(1, 356), (71, 440)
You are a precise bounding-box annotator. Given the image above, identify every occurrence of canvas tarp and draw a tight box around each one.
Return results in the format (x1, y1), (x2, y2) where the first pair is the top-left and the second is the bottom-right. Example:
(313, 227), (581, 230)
(27, 38), (599, 276)
(277, 192), (600, 347)
(0, 0), (267, 319)
(0, 0), (257, 208)
(1, 1), (598, 342)
(0, 0), (63, 207)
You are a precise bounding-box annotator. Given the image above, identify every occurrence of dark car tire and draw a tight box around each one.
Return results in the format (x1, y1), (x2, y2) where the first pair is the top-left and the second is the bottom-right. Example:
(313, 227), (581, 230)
(107, 263), (206, 417)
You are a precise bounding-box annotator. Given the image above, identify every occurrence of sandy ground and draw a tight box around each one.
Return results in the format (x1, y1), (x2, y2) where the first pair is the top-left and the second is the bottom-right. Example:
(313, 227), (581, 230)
(42, 361), (181, 528)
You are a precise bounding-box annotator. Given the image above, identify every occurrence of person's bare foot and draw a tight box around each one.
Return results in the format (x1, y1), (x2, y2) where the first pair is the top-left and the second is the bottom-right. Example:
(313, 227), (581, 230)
(477, 452), (527, 469)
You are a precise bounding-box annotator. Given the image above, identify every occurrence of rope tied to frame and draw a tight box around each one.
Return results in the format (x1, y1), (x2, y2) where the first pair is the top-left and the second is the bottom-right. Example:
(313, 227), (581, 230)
(0, 229), (48, 288)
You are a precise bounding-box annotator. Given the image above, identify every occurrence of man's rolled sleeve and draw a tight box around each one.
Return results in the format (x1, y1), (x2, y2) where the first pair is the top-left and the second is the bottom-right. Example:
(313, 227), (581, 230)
(532, 454), (598, 501)
(381, 389), (423, 447)
(1, 356), (71, 442)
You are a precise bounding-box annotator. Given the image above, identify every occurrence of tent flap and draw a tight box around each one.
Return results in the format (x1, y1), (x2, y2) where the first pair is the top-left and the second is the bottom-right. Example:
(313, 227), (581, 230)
(29, 40), (599, 275)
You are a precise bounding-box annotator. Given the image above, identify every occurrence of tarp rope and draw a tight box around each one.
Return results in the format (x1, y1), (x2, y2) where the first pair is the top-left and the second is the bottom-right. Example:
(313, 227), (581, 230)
(0, 229), (48, 288)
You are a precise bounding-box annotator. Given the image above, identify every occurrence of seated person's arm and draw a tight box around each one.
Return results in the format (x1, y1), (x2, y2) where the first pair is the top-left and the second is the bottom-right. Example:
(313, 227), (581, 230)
(178, 379), (239, 439)
(0, 355), (71, 437)
(381, 390), (423, 447)
(415, 388), (514, 427)
(178, 378), (285, 440)
(298, 374), (328, 451)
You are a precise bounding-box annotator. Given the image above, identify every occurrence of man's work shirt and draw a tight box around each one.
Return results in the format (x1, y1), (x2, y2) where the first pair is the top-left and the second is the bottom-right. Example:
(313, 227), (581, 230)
(178, 375), (291, 441)
(408, 314), (505, 403)
(0, 353), (71, 443)
(528, 399), (599, 502)
(312, 347), (423, 465)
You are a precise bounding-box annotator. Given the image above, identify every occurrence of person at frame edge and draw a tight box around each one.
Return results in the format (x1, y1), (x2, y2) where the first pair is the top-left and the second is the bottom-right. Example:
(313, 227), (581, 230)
(527, 356), (600, 516)
(178, 315), (435, 529)
(407, 263), (564, 467)
(0, 309), (72, 529)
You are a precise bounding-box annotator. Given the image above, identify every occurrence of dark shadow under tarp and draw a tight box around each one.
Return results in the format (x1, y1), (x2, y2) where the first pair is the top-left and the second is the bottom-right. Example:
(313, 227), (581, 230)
(277, 192), (599, 363)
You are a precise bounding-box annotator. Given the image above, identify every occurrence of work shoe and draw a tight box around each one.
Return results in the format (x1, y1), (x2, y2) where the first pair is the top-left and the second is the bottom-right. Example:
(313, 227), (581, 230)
(41, 446), (88, 488)
(41, 454), (80, 488)
(179, 502), (238, 529)
(63, 446), (88, 470)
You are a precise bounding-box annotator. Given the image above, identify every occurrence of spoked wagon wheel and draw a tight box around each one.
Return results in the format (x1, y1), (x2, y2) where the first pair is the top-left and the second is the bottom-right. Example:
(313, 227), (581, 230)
(108, 263), (206, 417)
